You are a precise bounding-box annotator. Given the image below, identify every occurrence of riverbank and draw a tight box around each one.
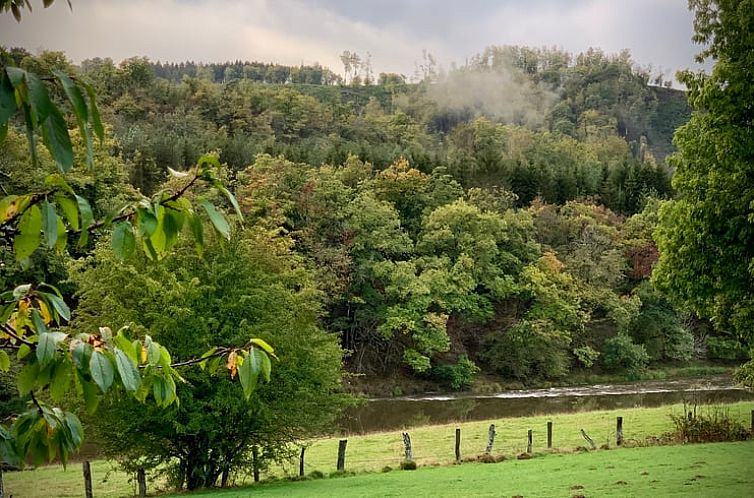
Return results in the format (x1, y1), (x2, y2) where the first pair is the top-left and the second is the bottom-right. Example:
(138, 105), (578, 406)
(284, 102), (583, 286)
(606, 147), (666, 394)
(346, 363), (737, 398)
(7, 400), (753, 497)
(175, 441), (754, 498)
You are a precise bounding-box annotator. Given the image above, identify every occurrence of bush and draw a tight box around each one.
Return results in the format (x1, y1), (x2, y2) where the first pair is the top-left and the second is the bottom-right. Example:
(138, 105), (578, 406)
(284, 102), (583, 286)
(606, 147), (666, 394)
(432, 355), (481, 390)
(602, 334), (649, 378)
(400, 459), (417, 470)
(707, 336), (751, 361)
(670, 407), (750, 443)
(573, 346), (600, 368)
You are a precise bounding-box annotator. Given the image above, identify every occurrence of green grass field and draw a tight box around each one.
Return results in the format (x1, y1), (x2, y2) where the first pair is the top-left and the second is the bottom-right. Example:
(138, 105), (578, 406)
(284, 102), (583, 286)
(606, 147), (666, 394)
(6, 401), (754, 497)
(177, 442), (754, 498)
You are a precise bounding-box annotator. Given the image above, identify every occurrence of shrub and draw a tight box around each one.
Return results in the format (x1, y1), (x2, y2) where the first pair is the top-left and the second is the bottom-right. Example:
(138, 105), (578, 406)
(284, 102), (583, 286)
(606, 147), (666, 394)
(602, 334), (649, 378)
(706, 336), (751, 361)
(400, 459), (417, 470)
(432, 355), (481, 390)
(573, 346), (600, 368)
(670, 407), (750, 443)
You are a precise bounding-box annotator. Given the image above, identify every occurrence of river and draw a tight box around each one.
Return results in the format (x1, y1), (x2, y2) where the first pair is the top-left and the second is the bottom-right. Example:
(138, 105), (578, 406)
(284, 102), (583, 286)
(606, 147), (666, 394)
(339, 376), (754, 434)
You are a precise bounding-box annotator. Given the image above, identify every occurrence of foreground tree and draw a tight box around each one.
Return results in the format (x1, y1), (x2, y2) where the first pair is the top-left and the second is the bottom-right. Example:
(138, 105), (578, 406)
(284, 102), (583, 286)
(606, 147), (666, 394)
(0, 48), (275, 466)
(654, 0), (754, 385)
(71, 229), (347, 490)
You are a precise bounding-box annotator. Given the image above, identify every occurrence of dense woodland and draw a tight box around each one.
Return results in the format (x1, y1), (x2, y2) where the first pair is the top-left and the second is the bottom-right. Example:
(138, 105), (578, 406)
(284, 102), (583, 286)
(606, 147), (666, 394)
(2, 23), (753, 487)
(3, 43), (748, 390)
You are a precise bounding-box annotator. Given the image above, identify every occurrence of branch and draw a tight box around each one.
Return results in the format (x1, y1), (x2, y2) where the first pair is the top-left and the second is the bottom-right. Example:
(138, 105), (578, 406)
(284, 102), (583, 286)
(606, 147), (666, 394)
(139, 346), (232, 369)
(85, 172), (201, 233)
(29, 390), (43, 416)
(0, 323), (34, 347)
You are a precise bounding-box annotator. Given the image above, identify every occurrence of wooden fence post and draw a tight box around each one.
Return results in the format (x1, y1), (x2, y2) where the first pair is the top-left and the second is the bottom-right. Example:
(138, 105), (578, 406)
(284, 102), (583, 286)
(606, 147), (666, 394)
(402, 432), (413, 460)
(252, 445), (260, 483)
(455, 428), (461, 463)
(527, 429), (533, 454)
(83, 461), (93, 498)
(337, 439), (348, 472)
(616, 416), (624, 446)
(485, 424), (496, 454)
(547, 421), (553, 449)
(137, 468), (146, 497)
(580, 429), (597, 450)
(299, 447), (306, 477)
(750, 410), (753, 434)
(0, 466), (4, 498)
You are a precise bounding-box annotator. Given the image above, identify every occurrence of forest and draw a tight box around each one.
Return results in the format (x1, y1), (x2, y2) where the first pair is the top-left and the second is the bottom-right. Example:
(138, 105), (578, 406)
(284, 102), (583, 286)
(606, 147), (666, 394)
(1, 0), (753, 489)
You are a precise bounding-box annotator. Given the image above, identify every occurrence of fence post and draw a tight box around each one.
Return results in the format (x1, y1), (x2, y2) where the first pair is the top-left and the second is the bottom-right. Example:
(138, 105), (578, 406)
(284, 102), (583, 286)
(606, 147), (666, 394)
(580, 429), (597, 450)
(337, 439), (348, 472)
(527, 429), (533, 454)
(0, 466), (4, 498)
(402, 432), (413, 460)
(252, 445), (260, 483)
(485, 424), (496, 454)
(83, 461), (93, 498)
(616, 416), (624, 446)
(137, 468), (146, 497)
(455, 428), (461, 463)
(547, 421), (553, 449)
(751, 410), (753, 435)
(299, 447), (306, 477)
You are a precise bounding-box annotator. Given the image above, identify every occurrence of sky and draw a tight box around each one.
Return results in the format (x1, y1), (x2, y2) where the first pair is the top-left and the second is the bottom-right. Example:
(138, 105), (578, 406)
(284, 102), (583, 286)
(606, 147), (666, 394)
(0, 0), (707, 84)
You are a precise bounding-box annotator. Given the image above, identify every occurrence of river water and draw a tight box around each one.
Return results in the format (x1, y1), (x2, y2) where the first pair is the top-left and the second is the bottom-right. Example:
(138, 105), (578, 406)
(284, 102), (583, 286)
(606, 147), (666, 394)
(339, 376), (754, 434)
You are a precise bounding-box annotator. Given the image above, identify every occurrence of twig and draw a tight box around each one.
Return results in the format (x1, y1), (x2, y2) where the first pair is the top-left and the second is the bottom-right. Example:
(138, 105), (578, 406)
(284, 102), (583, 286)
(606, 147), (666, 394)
(0, 323), (34, 347)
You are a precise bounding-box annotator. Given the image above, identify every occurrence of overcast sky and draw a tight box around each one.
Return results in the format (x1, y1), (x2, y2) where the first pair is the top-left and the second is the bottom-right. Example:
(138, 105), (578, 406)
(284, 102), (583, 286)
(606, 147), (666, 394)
(1, 0), (706, 83)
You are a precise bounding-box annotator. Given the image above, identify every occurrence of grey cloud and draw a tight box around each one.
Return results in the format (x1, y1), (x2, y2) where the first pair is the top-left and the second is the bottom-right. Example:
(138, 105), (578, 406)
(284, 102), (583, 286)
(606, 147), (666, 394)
(0, 0), (705, 83)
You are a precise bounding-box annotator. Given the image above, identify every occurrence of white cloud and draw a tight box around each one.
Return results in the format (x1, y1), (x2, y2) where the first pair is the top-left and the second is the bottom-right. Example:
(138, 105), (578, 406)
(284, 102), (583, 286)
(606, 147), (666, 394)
(0, 0), (705, 82)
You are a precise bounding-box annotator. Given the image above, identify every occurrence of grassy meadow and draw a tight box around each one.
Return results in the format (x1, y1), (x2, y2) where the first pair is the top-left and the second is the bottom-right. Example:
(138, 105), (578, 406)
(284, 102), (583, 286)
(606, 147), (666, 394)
(5, 400), (753, 497)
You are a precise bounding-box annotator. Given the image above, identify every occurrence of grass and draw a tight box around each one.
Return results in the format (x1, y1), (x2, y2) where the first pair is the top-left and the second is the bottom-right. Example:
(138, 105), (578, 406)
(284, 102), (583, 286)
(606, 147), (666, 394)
(6, 401), (754, 497)
(175, 441), (754, 497)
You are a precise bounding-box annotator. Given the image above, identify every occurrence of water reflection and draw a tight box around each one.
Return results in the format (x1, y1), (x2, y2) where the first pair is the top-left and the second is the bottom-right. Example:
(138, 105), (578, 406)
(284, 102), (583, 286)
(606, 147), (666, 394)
(339, 376), (754, 434)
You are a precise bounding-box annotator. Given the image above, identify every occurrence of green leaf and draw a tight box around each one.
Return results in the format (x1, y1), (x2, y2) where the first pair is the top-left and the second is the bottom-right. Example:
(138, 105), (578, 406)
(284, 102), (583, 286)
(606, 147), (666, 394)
(200, 199), (230, 239)
(36, 333), (57, 366)
(30, 307), (48, 334)
(161, 208), (185, 251)
(250, 338), (277, 359)
(260, 350), (272, 382)
(152, 374), (177, 407)
(89, 350), (114, 393)
(197, 346), (217, 370)
(54, 194), (79, 231)
(14, 204), (41, 261)
(17, 343), (31, 360)
(114, 349), (141, 393)
(75, 194), (94, 229)
(55, 216), (67, 252)
(54, 70), (92, 166)
(80, 375), (100, 414)
(25, 71), (73, 172)
(81, 81), (104, 141)
(147, 341), (161, 367)
(41, 199), (59, 249)
(0, 70), (17, 127)
(111, 221), (136, 260)
(218, 185), (244, 221)
(17, 362), (40, 393)
(113, 330), (137, 364)
(64, 412), (83, 448)
(42, 292), (71, 322)
(0, 351), (10, 372)
(49, 360), (72, 402)
(137, 208), (157, 237)
(237, 351), (259, 400)
(188, 211), (204, 255)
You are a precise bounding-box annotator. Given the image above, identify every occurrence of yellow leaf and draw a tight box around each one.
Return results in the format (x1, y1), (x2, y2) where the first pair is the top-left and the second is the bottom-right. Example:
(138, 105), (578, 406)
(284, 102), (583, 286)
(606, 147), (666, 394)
(140, 345), (148, 364)
(38, 300), (52, 324)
